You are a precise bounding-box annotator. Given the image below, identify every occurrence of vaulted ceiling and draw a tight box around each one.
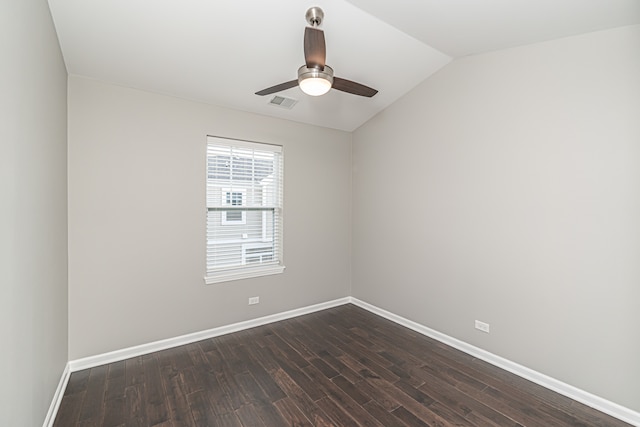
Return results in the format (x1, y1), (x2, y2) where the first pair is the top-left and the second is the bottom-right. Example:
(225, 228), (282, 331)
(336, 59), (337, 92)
(48, 0), (640, 131)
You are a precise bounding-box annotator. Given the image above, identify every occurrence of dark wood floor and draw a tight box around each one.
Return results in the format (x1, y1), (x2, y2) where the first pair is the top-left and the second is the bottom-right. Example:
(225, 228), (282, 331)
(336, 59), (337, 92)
(54, 304), (631, 426)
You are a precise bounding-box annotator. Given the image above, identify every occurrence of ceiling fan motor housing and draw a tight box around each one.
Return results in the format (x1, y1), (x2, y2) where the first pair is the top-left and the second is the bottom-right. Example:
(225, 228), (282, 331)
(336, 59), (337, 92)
(298, 65), (333, 83)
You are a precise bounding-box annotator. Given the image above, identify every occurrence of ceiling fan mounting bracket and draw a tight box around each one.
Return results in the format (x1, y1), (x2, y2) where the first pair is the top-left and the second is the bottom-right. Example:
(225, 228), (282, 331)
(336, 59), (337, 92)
(305, 7), (324, 27)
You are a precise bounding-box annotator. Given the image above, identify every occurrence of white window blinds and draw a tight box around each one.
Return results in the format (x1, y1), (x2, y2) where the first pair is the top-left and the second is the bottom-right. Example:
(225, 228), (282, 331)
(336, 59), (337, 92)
(205, 136), (284, 283)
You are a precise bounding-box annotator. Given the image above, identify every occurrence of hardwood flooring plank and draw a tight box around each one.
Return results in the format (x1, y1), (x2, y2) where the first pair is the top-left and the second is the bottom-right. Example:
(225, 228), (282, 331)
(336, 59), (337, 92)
(241, 340), (281, 374)
(298, 319), (351, 357)
(362, 364), (472, 426)
(125, 357), (145, 388)
(272, 321), (317, 360)
(212, 335), (248, 374)
(212, 412), (242, 427)
(234, 343), (287, 402)
(391, 405), (431, 427)
(102, 394), (126, 427)
(233, 371), (271, 404)
(204, 340), (253, 411)
(420, 359), (490, 395)
(270, 349), (326, 402)
(314, 396), (360, 427)
(77, 365), (108, 424)
(266, 328), (310, 369)
(159, 363), (197, 427)
(348, 326), (382, 350)
(124, 383), (146, 425)
(185, 342), (235, 418)
(337, 351), (400, 384)
(482, 385), (573, 427)
(387, 362), (425, 388)
(108, 360), (126, 379)
(461, 383), (566, 427)
(64, 369), (90, 396)
(252, 402), (290, 426)
(291, 317), (346, 357)
(186, 390), (221, 427)
(332, 374), (371, 405)
(203, 370), (235, 416)
(273, 397), (314, 427)
(394, 379), (436, 407)
(179, 367), (204, 396)
(102, 363), (128, 427)
(271, 368), (336, 426)
(212, 361), (250, 411)
(310, 356), (340, 379)
(235, 403), (267, 427)
(536, 403), (593, 427)
(316, 349), (363, 384)
(303, 363), (383, 427)
(417, 367), (523, 427)
(355, 366), (406, 403)
(362, 400), (410, 427)
(53, 390), (85, 427)
(350, 377), (402, 412)
(392, 379), (476, 426)
(142, 354), (170, 426)
(197, 337), (219, 354)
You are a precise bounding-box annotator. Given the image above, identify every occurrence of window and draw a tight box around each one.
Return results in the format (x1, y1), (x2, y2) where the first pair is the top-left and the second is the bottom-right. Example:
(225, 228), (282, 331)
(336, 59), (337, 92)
(221, 188), (246, 224)
(205, 136), (284, 283)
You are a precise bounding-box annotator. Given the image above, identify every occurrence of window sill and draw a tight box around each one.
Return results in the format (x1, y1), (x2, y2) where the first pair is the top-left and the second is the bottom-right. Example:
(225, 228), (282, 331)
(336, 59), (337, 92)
(204, 264), (285, 284)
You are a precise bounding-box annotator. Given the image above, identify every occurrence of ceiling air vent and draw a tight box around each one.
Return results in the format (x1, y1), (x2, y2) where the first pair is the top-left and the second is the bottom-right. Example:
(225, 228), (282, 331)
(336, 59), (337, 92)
(268, 95), (298, 109)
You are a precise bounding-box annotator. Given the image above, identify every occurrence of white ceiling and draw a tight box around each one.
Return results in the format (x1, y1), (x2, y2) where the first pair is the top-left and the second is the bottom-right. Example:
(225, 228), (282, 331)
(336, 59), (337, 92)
(48, 0), (639, 132)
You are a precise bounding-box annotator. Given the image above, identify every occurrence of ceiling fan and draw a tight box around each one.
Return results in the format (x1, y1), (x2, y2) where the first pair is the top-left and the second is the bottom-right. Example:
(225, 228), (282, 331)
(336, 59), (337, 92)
(255, 7), (378, 98)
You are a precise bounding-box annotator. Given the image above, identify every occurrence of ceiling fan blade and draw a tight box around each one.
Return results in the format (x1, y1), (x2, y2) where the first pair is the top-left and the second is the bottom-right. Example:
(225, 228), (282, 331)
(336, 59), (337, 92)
(332, 77), (378, 97)
(255, 80), (299, 96)
(304, 27), (326, 69)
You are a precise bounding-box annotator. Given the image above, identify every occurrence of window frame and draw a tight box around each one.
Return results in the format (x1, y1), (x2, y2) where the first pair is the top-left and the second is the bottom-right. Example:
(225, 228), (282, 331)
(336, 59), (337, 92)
(205, 136), (285, 284)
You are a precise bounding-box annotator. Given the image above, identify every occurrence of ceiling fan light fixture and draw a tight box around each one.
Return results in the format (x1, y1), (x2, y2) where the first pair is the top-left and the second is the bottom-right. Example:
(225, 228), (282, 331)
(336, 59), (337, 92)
(299, 77), (331, 96)
(298, 65), (333, 96)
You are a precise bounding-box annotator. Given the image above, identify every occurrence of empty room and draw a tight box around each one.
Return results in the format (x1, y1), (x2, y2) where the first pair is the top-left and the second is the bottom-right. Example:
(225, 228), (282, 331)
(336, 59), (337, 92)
(2, 0), (639, 426)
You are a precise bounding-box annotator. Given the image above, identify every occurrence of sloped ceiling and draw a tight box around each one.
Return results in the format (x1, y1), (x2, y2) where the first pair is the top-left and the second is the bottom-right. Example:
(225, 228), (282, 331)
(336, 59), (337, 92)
(48, 0), (639, 131)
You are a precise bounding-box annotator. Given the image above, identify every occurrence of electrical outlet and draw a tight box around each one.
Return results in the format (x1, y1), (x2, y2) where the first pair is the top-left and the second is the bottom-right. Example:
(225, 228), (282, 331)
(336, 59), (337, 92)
(248, 296), (259, 305)
(475, 320), (490, 333)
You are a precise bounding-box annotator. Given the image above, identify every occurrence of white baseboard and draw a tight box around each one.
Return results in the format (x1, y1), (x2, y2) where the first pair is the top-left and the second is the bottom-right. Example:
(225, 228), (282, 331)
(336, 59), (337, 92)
(42, 362), (70, 427)
(68, 297), (350, 372)
(349, 297), (640, 427)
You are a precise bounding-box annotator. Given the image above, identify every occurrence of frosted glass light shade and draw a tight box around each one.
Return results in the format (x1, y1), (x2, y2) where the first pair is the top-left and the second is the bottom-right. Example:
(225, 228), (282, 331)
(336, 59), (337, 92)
(299, 77), (332, 96)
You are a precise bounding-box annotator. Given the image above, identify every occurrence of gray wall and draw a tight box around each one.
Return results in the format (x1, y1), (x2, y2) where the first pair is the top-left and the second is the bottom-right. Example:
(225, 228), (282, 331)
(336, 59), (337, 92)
(0, 0), (69, 425)
(67, 76), (352, 359)
(352, 26), (640, 411)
